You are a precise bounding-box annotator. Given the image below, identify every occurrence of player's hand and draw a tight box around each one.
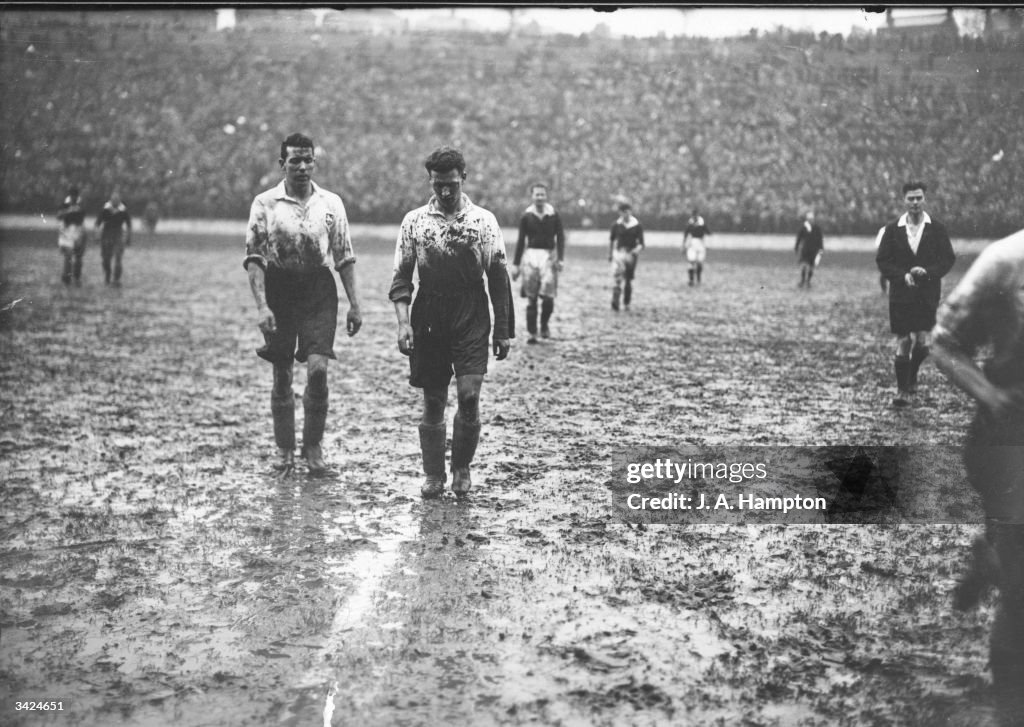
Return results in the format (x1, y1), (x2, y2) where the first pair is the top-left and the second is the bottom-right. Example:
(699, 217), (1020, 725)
(494, 338), (511, 361)
(910, 266), (927, 278)
(397, 322), (414, 356)
(258, 309), (276, 337)
(904, 272), (917, 288)
(510, 265), (520, 281)
(555, 259), (564, 272)
(346, 307), (362, 337)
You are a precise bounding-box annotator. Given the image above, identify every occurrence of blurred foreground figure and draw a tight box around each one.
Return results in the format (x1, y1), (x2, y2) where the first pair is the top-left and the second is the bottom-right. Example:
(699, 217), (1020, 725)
(876, 182), (955, 407)
(682, 208), (711, 286)
(243, 133), (362, 474)
(609, 200), (645, 310)
(390, 146), (514, 498)
(56, 186), (87, 285)
(795, 210), (824, 288)
(511, 183), (565, 343)
(933, 229), (1024, 727)
(95, 190), (132, 286)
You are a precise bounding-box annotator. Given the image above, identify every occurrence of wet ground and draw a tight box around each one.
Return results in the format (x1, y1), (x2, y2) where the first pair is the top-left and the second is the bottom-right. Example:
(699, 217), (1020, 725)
(0, 228), (1001, 726)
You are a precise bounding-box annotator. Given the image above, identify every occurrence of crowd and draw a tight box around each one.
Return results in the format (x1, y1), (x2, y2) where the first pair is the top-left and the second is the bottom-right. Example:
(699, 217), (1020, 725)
(2, 15), (1022, 236)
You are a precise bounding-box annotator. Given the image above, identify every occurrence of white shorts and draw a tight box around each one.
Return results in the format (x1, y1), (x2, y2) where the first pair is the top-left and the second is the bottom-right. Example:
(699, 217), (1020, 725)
(520, 248), (558, 299)
(685, 240), (706, 263)
(58, 224), (86, 251)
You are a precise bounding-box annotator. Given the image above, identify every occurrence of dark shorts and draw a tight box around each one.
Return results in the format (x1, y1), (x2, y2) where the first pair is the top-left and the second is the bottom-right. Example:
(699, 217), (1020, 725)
(409, 286), (490, 389)
(258, 267), (338, 365)
(888, 296), (937, 335)
(965, 410), (1024, 522)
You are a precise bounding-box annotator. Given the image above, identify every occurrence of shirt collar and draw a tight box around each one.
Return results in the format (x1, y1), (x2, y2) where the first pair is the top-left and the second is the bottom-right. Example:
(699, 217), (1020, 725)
(273, 179), (322, 203)
(526, 203), (556, 219)
(897, 211), (931, 227)
(427, 193), (473, 218)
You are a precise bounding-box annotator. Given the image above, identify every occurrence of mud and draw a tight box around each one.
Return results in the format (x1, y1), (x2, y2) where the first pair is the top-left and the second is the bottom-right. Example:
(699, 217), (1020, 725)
(0, 228), (998, 726)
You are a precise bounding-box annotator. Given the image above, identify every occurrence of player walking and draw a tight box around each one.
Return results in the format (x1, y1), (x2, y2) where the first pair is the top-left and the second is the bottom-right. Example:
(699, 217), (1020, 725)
(511, 183), (565, 344)
(683, 208), (711, 286)
(390, 147), (514, 498)
(243, 133), (362, 474)
(875, 182), (955, 407)
(609, 201), (644, 311)
(56, 186), (87, 286)
(932, 229), (1024, 726)
(95, 190), (132, 286)
(795, 211), (824, 288)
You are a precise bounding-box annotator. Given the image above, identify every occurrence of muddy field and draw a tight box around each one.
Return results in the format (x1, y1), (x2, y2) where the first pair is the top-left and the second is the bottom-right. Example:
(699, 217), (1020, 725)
(0, 227), (1002, 726)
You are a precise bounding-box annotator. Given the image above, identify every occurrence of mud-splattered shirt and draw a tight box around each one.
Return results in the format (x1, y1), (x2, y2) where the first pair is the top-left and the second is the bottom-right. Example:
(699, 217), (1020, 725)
(243, 181), (355, 273)
(933, 233), (1024, 387)
(389, 194), (513, 340)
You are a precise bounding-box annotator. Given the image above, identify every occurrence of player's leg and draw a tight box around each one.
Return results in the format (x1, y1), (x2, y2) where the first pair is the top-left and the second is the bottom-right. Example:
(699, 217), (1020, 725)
(271, 362), (296, 470)
(73, 238), (85, 285)
(893, 334), (913, 406)
(419, 386), (448, 498)
(539, 257), (556, 339)
(60, 246), (73, 285)
(296, 270), (340, 474)
(526, 294), (538, 343)
(540, 296), (554, 338)
(451, 374), (483, 497)
(908, 330), (930, 393)
(112, 234), (126, 285)
(611, 253), (624, 311)
(623, 254), (637, 308)
(100, 239), (113, 284)
(990, 522), (1024, 726)
(301, 354), (330, 474)
(805, 259), (813, 286)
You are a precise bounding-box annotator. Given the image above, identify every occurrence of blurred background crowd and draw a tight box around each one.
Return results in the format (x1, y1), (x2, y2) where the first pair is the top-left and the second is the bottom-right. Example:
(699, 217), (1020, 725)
(1, 9), (1022, 237)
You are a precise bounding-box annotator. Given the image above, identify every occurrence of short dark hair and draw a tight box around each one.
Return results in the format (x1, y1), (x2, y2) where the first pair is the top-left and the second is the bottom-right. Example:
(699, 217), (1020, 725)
(530, 182), (548, 194)
(902, 181), (927, 195)
(618, 202), (632, 212)
(424, 146), (466, 176)
(281, 133), (314, 161)
(68, 186), (79, 197)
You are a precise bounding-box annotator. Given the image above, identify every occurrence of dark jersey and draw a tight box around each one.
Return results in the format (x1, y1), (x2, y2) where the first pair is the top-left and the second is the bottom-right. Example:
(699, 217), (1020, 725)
(610, 220), (645, 253)
(97, 203), (131, 240)
(57, 196), (86, 227)
(514, 205), (565, 265)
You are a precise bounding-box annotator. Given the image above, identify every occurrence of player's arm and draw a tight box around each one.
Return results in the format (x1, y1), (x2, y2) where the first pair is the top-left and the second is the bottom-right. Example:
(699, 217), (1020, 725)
(511, 215), (527, 278)
(636, 225), (645, 253)
(329, 201), (362, 336)
(875, 227), (908, 283)
(389, 216), (417, 355)
(923, 224), (956, 280)
(483, 214), (512, 360)
(243, 200), (275, 336)
(554, 213), (566, 268)
(124, 212), (132, 246)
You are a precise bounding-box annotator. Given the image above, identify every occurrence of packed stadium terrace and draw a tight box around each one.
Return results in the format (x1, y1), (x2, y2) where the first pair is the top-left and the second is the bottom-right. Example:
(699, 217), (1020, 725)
(2, 13), (1022, 237)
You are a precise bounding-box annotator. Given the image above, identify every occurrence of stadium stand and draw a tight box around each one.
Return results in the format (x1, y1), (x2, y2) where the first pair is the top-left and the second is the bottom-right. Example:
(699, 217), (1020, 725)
(1, 10), (1021, 236)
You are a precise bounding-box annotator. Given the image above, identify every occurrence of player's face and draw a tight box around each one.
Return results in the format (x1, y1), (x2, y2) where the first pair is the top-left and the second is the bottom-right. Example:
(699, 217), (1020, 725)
(903, 188), (925, 215)
(430, 169), (464, 211)
(281, 146), (315, 188)
(531, 187), (547, 208)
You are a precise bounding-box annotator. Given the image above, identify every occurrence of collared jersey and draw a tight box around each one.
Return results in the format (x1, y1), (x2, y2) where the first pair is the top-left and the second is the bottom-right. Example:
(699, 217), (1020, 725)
(933, 232), (1024, 387)
(684, 216), (711, 240)
(390, 194), (508, 296)
(514, 203), (565, 265)
(96, 202), (131, 240)
(389, 194), (512, 340)
(899, 211), (931, 255)
(610, 217), (645, 253)
(243, 180), (355, 273)
(58, 196), (86, 227)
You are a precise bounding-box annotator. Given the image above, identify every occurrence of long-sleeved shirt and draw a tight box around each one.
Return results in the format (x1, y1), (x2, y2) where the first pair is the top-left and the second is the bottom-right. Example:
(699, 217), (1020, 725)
(243, 180), (355, 273)
(57, 195), (86, 227)
(389, 194), (513, 340)
(610, 217), (645, 256)
(514, 203), (565, 265)
(96, 202), (131, 240)
(933, 232), (1024, 387)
